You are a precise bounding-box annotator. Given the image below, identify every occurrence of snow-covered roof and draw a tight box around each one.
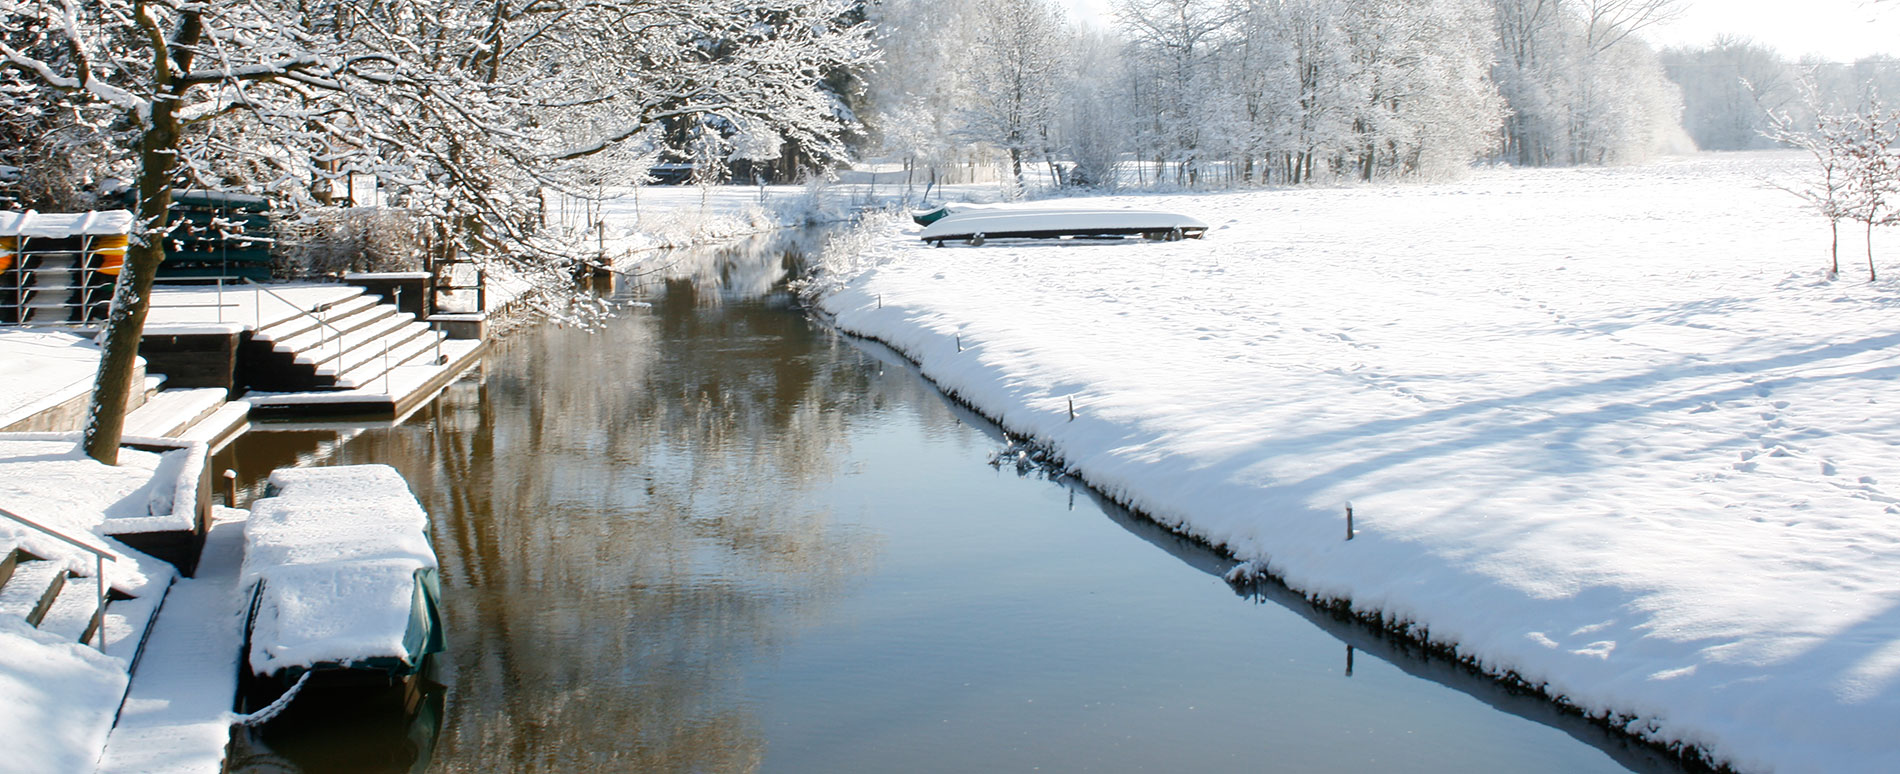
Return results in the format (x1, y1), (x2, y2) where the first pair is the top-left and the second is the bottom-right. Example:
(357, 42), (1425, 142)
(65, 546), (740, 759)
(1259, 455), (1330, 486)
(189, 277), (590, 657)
(0, 210), (134, 239)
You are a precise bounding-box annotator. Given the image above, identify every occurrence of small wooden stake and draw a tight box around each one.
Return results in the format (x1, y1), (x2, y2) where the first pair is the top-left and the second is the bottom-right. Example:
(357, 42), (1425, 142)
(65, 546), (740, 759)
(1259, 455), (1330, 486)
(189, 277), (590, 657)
(223, 468), (238, 508)
(956, 334), (962, 352)
(1345, 503), (1354, 541)
(1068, 396), (1075, 421)
(876, 294), (882, 309)
(1345, 645), (1355, 677)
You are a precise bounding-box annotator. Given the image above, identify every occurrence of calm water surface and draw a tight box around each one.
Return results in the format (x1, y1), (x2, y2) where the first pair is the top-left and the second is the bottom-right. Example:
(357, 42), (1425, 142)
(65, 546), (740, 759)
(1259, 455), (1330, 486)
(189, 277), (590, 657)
(221, 233), (1694, 773)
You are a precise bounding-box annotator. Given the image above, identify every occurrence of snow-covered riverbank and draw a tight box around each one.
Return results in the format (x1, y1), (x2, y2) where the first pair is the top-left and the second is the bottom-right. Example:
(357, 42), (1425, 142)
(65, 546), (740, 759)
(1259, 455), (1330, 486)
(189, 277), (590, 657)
(565, 169), (963, 263)
(815, 151), (1900, 774)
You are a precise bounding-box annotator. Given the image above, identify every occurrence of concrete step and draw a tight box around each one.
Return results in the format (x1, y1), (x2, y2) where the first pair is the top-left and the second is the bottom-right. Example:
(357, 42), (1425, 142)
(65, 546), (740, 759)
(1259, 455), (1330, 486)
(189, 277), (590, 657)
(101, 572), (171, 672)
(253, 292), (378, 345)
(327, 321), (438, 381)
(333, 329), (445, 390)
(176, 400), (251, 452)
(295, 308), (413, 369)
(0, 559), (66, 625)
(122, 388), (229, 439)
(38, 573), (102, 644)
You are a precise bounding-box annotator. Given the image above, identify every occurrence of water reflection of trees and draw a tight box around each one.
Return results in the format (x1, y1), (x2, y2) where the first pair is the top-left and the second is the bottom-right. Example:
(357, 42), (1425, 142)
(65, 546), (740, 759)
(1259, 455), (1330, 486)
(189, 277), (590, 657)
(300, 235), (907, 771)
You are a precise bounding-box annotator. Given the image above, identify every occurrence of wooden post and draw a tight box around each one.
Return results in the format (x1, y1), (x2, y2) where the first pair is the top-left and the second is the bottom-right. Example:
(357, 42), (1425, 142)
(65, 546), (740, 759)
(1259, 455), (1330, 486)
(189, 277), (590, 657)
(1346, 503), (1354, 541)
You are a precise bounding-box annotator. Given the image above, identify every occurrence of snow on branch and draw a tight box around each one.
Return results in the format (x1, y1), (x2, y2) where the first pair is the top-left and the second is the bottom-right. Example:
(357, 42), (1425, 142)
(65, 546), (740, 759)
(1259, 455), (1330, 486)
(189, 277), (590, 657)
(178, 56), (334, 87)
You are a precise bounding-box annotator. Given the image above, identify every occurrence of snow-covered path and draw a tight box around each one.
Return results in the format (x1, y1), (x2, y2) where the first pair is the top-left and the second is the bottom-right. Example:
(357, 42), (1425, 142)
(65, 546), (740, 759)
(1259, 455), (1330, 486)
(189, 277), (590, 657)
(817, 152), (1900, 773)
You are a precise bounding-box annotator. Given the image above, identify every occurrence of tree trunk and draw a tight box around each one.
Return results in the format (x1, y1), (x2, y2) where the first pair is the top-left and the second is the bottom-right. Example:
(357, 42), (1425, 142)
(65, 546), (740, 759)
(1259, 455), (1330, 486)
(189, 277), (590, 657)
(1830, 218), (1839, 276)
(1868, 221), (1878, 282)
(84, 5), (193, 464)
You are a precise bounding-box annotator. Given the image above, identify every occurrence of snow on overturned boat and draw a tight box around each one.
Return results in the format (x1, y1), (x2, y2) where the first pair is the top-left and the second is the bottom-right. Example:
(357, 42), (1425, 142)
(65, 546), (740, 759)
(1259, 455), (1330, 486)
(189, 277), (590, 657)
(239, 464), (444, 701)
(917, 207), (1208, 245)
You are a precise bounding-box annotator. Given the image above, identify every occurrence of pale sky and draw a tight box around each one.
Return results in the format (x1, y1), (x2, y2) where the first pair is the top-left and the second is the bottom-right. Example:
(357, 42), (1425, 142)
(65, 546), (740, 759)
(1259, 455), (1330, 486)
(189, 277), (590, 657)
(1062, 0), (1900, 61)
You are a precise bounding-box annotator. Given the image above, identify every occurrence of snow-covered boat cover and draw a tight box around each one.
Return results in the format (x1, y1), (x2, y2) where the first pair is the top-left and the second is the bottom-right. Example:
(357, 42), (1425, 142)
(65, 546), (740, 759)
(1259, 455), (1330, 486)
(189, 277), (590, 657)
(241, 464), (442, 678)
(918, 209), (1208, 242)
(0, 210), (134, 239)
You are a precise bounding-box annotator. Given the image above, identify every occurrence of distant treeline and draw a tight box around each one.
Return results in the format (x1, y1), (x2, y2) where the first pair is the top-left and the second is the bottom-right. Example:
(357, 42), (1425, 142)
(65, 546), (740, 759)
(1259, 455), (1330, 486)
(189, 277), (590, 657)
(863, 0), (1693, 190)
(1663, 37), (1900, 152)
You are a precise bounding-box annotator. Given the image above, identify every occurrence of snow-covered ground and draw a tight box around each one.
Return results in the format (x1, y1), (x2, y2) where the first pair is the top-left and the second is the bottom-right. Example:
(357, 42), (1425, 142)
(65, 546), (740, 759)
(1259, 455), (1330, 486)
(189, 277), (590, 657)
(815, 151), (1900, 774)
(0, 437), (178, 581)
(0, 620), (129, 774)
(0, 330), (104, 430)
(0, 437), (184, 773)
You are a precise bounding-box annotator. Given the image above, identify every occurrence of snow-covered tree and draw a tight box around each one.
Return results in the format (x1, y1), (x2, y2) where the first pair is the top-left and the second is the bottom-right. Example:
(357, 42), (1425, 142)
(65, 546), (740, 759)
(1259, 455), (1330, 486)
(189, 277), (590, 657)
(0, 0), (873, 463)
(1663, 37), (1795, 151)
(958, 0), (1073, 190)
(1489, 0), (1683, 166)
(1842, 100), (1900, 281)
(1767, 76), (1900, 280)
(859, 0), (1674, 187)
(1766, 81), (1858, 276)
(1063, 32), (1132, 189)
(0, 0), (356, 463)
(1213, 0), (1500, 184)
(1245, 0), (1357, 183)
(863, 0), (979, 197)
(1116, 0), (1238, 185)
(1339, 0), (1505, 179)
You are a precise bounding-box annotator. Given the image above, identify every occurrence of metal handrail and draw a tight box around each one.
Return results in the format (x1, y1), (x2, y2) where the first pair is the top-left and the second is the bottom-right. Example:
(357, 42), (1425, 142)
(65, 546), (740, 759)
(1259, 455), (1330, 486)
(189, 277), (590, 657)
(144, 277), (238, 323)
(0, 505), (114, 650)
(242, 278), (345, 359)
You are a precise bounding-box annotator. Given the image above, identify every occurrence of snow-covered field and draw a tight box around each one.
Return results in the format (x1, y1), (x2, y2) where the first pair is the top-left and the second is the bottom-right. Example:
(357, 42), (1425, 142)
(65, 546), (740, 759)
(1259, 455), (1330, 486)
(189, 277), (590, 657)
(815, 151), (1900, 774)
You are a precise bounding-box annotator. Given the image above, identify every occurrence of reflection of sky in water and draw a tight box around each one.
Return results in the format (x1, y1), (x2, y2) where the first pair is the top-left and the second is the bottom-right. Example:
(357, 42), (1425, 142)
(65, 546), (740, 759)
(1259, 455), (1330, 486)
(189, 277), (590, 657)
(223, 234), (1687, 774)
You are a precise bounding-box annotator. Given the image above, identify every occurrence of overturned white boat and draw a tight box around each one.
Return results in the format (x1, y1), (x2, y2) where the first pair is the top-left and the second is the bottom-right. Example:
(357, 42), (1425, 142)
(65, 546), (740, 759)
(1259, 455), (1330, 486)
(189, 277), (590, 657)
(917, 209), (1209, 246)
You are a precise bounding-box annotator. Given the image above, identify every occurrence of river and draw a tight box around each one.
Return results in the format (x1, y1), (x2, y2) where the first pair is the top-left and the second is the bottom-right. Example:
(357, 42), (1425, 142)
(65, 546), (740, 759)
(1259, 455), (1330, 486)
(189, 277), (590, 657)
(219, 230), (1702, 773)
